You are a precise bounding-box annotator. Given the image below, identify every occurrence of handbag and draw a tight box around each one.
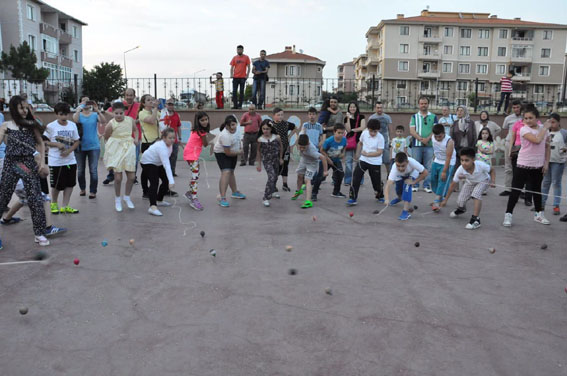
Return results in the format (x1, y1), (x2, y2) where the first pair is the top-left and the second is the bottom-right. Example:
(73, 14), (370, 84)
(346, 115), (360, 150)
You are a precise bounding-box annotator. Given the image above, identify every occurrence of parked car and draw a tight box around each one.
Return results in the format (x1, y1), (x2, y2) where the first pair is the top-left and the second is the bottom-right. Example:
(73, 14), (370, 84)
(34, 104), (54, 112)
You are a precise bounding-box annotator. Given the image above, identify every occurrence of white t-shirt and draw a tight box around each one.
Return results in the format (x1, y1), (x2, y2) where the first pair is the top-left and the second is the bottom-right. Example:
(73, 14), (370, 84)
(213, 128), (240, 154)
(44, 120), (80, 166)
(359, 129), (385, 165)
(388, 157), (424, 181)
(432, 135), (456, 165)
(453, 160), (491, 183)
(140, 140), (174, 184)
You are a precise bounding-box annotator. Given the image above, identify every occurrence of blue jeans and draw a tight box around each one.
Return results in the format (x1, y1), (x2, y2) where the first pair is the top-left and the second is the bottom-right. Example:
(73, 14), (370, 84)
(395, 179), (413, 202)
(344, 150), (363, 185)
(252, 78), (267, 108)
(169, 142), (179, 175)
(232, 78), (246, 108)
(542, 162), (564, 207)
(75, 149), (100, 194)
(410, 146), (433, 188)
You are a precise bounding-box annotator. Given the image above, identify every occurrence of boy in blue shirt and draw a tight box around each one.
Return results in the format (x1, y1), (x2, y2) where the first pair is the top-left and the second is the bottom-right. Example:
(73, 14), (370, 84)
(299, 107), (324, 147)
(292, 134), (328, 208)
(312, 124), (346, 199)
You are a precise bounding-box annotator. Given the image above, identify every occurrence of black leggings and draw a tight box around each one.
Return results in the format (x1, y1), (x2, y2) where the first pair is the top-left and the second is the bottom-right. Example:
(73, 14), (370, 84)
(140, 143), (151, 194)
(511, 152), (532, 202)
(506, 166), (543, 213)
(349, 161), (382, 200)
(141, 163), (169, 206)
(279, 148), (290, 177)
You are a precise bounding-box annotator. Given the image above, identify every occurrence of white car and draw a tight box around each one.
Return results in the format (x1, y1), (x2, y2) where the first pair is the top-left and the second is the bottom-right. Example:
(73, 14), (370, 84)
(34, 104), (54, 112)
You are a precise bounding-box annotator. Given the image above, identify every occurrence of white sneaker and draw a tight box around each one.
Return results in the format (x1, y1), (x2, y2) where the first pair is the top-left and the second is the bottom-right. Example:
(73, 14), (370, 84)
(534, 212), (550, 225)
(148, 207), (163, 216)
(424, 187), (433, 193)
(115, 198), (123, 212)
(503, 213), (513, 227)
(157, 201), (171, 207)
(263, 200), (270, 207)
(273, 192), (280, 199)
(123, 196), (135, 209)
(34, 235), (50, 246)
(412, 186), (418, 192)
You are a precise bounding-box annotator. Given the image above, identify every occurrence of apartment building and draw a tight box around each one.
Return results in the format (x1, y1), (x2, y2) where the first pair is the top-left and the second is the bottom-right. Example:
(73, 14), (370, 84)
(256, 46), (325, 106)
(356, 10), (567, 108)
(337, 61), (355, 93)
(0, 0), (86, 103)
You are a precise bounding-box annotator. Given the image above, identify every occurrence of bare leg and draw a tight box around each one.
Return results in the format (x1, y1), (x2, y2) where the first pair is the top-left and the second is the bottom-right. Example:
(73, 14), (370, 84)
(51, 188), (61, 207)
(43, 201), (52, 227)
(125, 171), (135, 196)
(283, 176), (288, 185)
(228, 171), (238, 193)
(62, 187), (73, 207)
(403, 201), (410, 211)
(3, 202), (24, 220)
(114, 172), (123, 197)
(219, 171), (231, 197)
(473, 198), (482, 217)
(296, 174), (303, 190)
(305, 179), (313, 200)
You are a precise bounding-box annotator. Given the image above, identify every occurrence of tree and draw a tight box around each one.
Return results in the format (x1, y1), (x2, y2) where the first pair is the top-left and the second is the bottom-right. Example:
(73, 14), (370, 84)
(244, 84), (252, 102)
(0, 42), (49, 83)
(82, 62), (126, 102)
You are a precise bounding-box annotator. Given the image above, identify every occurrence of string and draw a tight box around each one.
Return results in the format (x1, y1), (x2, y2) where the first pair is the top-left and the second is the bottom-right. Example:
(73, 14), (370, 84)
(171, 198), (197, 237)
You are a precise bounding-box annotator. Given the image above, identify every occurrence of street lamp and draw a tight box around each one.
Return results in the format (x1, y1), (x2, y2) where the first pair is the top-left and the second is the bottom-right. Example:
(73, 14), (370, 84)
(192, 69), (206, 92)
(123, 45), (140, 82)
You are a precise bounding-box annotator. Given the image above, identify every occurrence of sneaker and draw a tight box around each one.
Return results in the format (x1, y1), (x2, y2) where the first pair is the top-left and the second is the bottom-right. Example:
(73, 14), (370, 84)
(218, 198), (230, 207)
(134, 178), (139, 185)
(61, 206), (79, 214)
(142, 193), (149, 200)
(534, 212), (550, 225)
(148, 207), (163, 216)
(102, 178), (113, 185)
(560, 214), (567, 222)
(273, 192), (280, 199)
(231, 191), (246, 199)
(115, 199), (123, 212)
(301, 200), (313, 209)
(525, 199), (532, 207)
(34, 235), (50, 246)
(412, 186), (418, 192)
(465, 217), (481, 230)
(424, 187), (433, 193)
(184, 191), (193, 202)
(167, 190), (179, 198)
(389, 198), (401, 206)
(157, 201), (172, 207)
(398, 210), (411, 221)
(311, 194), (317, 202)
(499, 191), (511, 196)
(282, 184), (291, 192)
(0, 217), (22, 225)
(50, 203), (60, 215)
(123, 197), (135, 209)
(189, 198), (204, 211)
(346, 199), (357, 206)
(450, 207), (466, 218)
(553, 206), (560, 216)
(263, 200), (270, 207)
(291, 191), (302, 200)
(44, 225), (67, 237)
(240, 161), (246, 166)
(377, 197), (385, 203)
(331, 192), (346, 198)
(503, 213), (513, 227)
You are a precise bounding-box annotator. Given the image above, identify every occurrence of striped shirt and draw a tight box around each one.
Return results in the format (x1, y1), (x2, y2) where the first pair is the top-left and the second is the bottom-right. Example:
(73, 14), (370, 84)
(410, 112), (437, 147)
(500, 77), (513, 92)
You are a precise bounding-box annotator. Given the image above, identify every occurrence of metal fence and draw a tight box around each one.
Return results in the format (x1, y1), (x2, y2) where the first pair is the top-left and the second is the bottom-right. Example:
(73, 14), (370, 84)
(1, 77), (565, 114)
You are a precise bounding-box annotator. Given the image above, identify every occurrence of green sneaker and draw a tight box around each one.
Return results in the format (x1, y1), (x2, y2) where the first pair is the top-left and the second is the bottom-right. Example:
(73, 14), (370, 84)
(50, 203), (59, 215)
(61, 206), (79, 214)
(301, 200), (313, 209)
(291, 184), (306, 200)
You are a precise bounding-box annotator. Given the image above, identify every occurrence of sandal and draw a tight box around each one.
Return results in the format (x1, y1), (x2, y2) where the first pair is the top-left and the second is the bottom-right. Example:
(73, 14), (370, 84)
(1, 217), (22, 225)
(89, 193), (96, 199)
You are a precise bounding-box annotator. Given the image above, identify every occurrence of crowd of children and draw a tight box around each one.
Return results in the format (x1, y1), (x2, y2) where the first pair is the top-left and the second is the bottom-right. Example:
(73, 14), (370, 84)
(1, 95), (566, 249)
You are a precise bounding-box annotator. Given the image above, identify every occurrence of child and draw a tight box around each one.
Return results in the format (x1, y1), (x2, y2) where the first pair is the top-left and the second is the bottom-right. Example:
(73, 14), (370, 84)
(271, 107), (296, 191)
(441, 147), (495, 230)
(390, 125), (408, 166)
(344, 102), (366, 185)
(299, 107), (323, 148)
(256, 120), (283, 207)
(294, 134), (328, 209)
(0, 95), (50, 246)
(44, 102), (81, 214)
(103, 102), (139, 212)
(138, 94), (161, 198)
(141, 128), (176, 216)
(430, 124), (456, 211)
(476, 127), (494, 165)
(503, 105), (550, 227)
(384, 152), (428, 220)
(346, 119), (384, 206)
(312, 123), (347, 199)
(542, 113), (566, 216)
(183, 111), (210, 211)
(213, 115), (246, 207)
(210, 72), (224, 109)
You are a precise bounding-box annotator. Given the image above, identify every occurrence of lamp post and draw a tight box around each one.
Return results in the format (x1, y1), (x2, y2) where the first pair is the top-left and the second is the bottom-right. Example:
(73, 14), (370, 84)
(192, 69), (206, 92)
(123, 45), (140, 83)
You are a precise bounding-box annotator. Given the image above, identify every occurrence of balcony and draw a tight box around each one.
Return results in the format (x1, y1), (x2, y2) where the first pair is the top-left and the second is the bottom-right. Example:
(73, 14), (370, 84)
(59, 30), (72, 44)
(40, 22), (58, 38)
(41, 51), (58, 65)
(60, 56), (73, 68)
(418, 51), (441, 60)
(512, 74), (531, 81)
(418, 34), (442, 43)
(418, 70), (440, 78)
(510, 54), (532, 63)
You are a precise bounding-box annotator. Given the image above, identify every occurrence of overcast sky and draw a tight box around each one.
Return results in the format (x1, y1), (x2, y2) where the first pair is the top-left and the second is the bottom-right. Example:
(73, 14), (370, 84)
(47, 0), (567, 79)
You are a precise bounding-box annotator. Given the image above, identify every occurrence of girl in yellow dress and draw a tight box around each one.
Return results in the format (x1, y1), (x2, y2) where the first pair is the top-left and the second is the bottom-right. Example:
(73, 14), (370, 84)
(103, 102), (139, 212)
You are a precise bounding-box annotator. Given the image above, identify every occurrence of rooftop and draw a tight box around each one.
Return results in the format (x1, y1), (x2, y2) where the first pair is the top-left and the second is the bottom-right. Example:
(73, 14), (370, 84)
(263, 46), (325, 65)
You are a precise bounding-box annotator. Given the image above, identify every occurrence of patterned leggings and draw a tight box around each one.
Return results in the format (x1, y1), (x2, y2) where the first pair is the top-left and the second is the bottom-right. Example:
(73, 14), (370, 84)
(186, 160), (200, 198)
(263, 160), (279, 200)
(0, 156), (47, 235)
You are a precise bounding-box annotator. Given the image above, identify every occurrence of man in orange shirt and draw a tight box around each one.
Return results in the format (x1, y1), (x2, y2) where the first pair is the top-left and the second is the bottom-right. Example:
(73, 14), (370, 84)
(230, 45), (251, 109)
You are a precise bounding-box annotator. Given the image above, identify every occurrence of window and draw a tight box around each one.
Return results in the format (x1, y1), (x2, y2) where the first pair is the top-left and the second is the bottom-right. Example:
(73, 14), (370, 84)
(317, 67), (322, 72)
(496, 64), (507, 75)
(421, 81), (430, 90)
(444, 27), (453, 37)
(442, 62), (452, 73)
(286, 84), (300, 96)
(443, 45), (453, 55)
(398, 61), (409, 72)
(534, 85), (544, 94)
(541, 48), (551, 58)
(478, 47), (489, 56)
(59, 66), (72, 81)
(285, 65), (301, 77)
(459, 46), (471, 56)
(539, 65), (550, 76)
(458, 64), (470, 74)
(400, 26), (409, 36)
(499, 29), (508, 39)
(477, 82), (486, 92)
(42, 35), (58, 55)
(423, 27), (432, 37)
(439, 81), (450, 91)
(396, 80), (407, 89)
(28, 35), (36, 51)
(399, 44), (409, 54)
(497, 47), (507, 57)
(456, 98), (467, 106)
(543, 30), (553, 40)
(476, 64), (488, 74)
(27, 4), (36, 21)
(72, 26), (78, 38)
(316, 86), (321, 96)
(396, 96), (407, 105)
(457, 81), (468, 91)
(512, 45), (532, 58)
(479, 29), (490, 39)
(73, 50), (79, 62)
(460, 28), (471, 38)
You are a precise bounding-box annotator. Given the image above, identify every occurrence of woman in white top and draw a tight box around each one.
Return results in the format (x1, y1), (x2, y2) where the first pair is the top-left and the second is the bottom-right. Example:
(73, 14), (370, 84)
(140, 128), (176, 216)
(474, 111), (501, 139)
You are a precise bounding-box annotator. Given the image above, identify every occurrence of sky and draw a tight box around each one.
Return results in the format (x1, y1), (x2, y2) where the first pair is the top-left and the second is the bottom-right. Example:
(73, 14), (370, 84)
(46, 0), (567, 80)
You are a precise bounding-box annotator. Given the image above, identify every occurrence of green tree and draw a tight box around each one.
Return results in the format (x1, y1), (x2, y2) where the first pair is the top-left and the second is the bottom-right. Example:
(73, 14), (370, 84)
(0, 42), (49, 83)
(82, 62), (126, 102)
(244, 84), (252, 102)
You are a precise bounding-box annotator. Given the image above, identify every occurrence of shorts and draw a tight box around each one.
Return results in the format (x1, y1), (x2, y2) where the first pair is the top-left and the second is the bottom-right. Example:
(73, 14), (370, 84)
(49, 164), (77, 190)
(15, 179), (51, 205)
(296, 161), (319, 181)
(214, 152), (237, 171)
